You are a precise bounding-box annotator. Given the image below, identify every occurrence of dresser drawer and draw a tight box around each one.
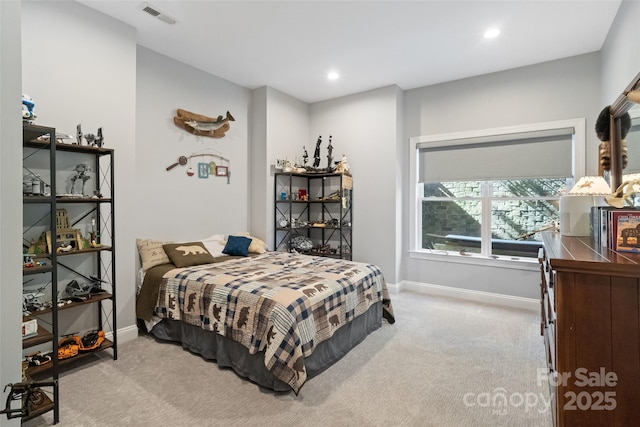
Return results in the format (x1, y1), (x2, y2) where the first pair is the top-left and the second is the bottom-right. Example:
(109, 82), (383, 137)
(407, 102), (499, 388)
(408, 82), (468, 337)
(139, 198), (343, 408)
(543, 308), (556, 371)
(539, 247), (556, 334)
(546, 280), (556, 324)
(546, 269), (556, 313)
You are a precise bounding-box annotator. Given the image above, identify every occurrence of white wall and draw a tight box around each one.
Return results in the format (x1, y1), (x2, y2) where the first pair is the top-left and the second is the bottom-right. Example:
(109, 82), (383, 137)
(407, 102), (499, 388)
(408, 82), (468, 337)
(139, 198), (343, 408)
(260, 87), (310, 249)
(21, 0), (138, 338)
(249, 87), (310, 248)
(0, 2), (23, 426)
(310, 86), (401, 282)
(135, 46), (251, 242)
(402, 53), (602, 299)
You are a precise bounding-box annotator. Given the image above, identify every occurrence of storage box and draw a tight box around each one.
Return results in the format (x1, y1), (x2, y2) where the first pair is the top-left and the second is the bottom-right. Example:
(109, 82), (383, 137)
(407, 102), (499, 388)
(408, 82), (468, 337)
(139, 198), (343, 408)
(22, 319), (38, 339)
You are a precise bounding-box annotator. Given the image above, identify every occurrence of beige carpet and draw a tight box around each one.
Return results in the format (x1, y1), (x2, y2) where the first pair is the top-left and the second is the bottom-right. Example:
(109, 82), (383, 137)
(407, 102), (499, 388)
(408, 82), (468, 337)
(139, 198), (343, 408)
(24, 291), (552, 427)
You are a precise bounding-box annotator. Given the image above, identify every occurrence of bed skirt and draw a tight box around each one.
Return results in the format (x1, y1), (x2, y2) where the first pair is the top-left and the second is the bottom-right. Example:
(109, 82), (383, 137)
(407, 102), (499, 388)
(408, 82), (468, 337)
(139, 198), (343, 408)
(148, 301), (383, 392)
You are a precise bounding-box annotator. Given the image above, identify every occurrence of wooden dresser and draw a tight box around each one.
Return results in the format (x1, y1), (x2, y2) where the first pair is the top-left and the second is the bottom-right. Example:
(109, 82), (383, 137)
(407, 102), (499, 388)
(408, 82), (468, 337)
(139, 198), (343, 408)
(539, 232), (640, 427)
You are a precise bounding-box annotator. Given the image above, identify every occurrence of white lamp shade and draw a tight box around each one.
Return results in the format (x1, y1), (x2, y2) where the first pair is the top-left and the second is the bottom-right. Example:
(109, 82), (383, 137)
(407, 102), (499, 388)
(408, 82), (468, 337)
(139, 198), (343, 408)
(569, 176), (611, 195)
(562, 176), (610, 236)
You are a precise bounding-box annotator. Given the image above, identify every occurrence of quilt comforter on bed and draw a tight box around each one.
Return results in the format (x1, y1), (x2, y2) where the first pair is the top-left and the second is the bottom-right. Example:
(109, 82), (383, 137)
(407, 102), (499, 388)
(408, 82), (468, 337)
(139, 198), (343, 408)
(149, 251), (394, 393)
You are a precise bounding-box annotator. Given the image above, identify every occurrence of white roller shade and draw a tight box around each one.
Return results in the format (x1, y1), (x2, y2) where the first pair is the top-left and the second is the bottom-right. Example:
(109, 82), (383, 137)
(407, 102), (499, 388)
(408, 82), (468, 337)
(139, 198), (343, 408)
(418, 128), (574, 182)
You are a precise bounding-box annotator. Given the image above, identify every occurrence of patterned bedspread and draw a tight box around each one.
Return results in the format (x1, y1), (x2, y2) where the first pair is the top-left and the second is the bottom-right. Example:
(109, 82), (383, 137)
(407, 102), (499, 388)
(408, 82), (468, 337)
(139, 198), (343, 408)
(153, 251), (395, 393)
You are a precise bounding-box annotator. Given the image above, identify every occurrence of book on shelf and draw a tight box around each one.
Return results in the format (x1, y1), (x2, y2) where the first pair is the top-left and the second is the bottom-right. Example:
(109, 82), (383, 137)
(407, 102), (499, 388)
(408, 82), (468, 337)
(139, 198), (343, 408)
(610, 209), (640, 253)
(590, 206), (616, 247)
(590, 206), (640, 250)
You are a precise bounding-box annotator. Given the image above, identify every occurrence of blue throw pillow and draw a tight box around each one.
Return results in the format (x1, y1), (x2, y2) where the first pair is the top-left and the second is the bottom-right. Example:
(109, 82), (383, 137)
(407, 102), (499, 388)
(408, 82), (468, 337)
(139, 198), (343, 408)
(222, 235), (252, 256)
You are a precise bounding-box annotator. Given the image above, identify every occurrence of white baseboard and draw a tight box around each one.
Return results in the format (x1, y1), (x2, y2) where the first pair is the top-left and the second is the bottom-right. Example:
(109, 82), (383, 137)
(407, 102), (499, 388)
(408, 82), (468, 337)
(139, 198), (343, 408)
(385, 282), (400, 293)
(397, 280), (539, 312)
(105, 324), (139, 345)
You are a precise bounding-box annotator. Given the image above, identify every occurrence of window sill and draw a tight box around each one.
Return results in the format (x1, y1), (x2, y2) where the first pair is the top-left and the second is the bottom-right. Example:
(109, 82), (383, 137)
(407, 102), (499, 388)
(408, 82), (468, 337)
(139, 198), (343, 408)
(409, 249), (540, 272)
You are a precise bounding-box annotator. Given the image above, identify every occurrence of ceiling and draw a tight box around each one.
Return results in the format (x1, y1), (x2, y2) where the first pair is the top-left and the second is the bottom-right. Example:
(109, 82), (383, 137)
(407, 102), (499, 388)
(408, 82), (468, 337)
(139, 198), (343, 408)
(77, 0), (622, 104)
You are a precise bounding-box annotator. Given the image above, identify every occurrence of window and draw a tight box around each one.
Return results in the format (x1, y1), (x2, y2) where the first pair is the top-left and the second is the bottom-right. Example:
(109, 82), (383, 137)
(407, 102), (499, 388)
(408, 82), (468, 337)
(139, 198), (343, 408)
(420, 178), (567, 258)
(410, 119), (586, 261)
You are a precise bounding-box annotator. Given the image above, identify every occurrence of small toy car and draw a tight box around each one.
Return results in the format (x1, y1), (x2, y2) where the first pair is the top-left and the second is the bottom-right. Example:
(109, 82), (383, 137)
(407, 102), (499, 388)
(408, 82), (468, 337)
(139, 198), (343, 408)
(58, 335), (80, 360)
(23, 254), (35, 268)
(79, 330), (105, 352)
(25, 352), (51, 367)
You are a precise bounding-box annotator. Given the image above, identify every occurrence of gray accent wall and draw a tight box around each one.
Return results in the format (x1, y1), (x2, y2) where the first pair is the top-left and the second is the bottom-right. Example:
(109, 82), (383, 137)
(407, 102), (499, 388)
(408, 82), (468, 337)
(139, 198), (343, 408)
(1, 3), (23, 426)
(310, 86), (402, 282)
(601, 0), (640, 104)
(399, 2), (640, 299)
(20, 0), (138, 340)
(135, 46), (251, 242)
(402, 53), (602, 299)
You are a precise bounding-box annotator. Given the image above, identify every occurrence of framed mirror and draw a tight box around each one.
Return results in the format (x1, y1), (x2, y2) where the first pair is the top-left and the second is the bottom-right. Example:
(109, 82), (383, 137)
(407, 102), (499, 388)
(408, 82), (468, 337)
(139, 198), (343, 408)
(609, 72), (640, 191)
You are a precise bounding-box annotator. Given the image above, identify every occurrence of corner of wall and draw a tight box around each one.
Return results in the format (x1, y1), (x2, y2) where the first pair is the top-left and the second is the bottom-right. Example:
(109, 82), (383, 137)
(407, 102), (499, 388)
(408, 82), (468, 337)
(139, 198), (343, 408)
(249, 87), (269, 243)
(394, 85), (405, 285)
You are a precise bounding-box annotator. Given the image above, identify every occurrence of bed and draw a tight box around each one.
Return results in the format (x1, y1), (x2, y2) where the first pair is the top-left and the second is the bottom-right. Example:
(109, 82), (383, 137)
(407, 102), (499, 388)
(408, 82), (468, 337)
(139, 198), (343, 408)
(135, 236), (395, 394)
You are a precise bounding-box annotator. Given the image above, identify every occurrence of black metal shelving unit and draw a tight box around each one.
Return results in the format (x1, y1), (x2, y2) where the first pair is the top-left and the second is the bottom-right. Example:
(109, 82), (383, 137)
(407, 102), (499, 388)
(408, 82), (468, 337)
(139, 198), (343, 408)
(274, 171), (352, 260)
(21, 123), (59, 424)
(21, 123), (117, 424)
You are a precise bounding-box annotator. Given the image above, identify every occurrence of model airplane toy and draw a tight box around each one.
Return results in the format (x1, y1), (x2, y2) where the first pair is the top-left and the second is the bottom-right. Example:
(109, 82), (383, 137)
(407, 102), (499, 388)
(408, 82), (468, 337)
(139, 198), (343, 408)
(65, 276), (107, 300)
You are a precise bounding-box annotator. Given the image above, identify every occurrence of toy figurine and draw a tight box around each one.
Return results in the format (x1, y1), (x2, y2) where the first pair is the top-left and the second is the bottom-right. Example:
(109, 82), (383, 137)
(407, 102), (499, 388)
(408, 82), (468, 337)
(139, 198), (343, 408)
(76, 124), (82, 145)
(70, 164), (91, 195)
(84, 133), (96, 146)
(95, 127), (104, 147)
(336, 154), (350, 174)
(22, 94), (36, 122)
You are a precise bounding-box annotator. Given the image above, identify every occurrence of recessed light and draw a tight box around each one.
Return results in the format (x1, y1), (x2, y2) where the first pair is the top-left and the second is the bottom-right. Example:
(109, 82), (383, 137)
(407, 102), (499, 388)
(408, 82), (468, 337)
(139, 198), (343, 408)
(327, 71), (339, 80)
(484, 28), (500, 39)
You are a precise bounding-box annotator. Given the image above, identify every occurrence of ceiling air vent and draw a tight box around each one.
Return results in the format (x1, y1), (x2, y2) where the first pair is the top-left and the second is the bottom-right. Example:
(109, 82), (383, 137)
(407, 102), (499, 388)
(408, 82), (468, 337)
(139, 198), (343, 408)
(141, 3), (176, 25)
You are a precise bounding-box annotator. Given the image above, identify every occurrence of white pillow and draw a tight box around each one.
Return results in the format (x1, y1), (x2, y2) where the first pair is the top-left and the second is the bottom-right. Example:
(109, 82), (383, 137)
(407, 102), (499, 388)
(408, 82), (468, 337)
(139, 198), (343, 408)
(136, 239), (171, 271)
(200, 234), (226, 257)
